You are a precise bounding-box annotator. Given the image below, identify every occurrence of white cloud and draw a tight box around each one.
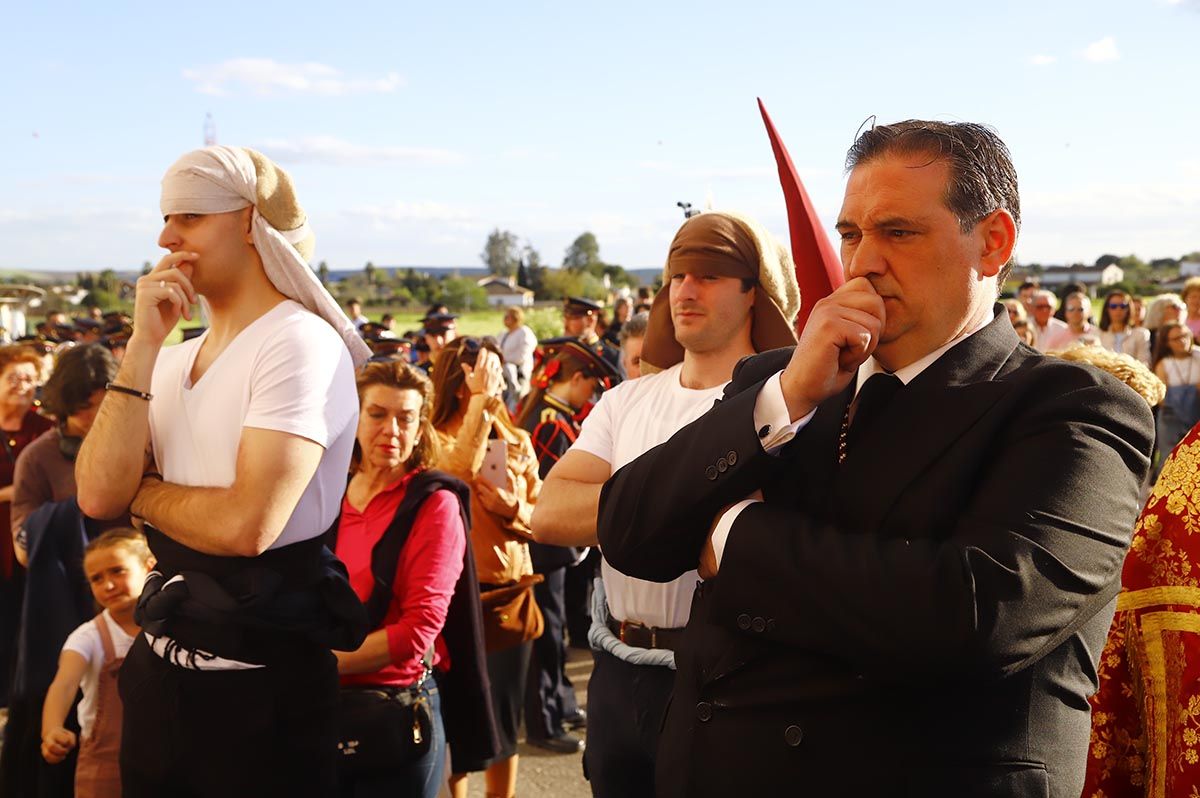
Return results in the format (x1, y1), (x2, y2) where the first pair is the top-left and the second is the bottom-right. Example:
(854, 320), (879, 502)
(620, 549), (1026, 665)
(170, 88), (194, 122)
(347, 201), (475, 225)
(1019, 177), (1200, 262)
(1029, 54), (1057, 66)
(1082, 36), (1120, 63)
(182, 58), (404, 97)
(260, 136), (463, 166)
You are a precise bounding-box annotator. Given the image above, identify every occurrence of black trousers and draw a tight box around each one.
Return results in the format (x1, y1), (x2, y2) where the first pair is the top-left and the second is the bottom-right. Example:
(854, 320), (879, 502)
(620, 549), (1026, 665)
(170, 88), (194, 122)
(118, 634), (339, 798)
(524, 567), (579, 739)
(564, 551), (598, 647)
(583, 648), (675, 798)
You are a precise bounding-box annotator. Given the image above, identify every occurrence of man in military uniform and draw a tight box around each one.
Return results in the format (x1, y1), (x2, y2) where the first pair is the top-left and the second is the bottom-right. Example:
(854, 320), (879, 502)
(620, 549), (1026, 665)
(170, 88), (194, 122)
(517, 336), (619, 753)
(563, 297), (622, 380)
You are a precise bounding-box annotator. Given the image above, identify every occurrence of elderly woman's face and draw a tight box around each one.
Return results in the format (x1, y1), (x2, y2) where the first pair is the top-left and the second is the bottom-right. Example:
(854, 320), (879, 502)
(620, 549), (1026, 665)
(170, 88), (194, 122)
(0, 362), (39, 408)
(357, 385), (423, 473)
(1164, 304), (1182, 325)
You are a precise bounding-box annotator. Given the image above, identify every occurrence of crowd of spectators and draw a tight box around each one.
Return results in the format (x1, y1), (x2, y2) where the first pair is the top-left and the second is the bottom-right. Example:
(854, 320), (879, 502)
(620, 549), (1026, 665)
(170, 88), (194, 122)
(3, 272), (1199, 796)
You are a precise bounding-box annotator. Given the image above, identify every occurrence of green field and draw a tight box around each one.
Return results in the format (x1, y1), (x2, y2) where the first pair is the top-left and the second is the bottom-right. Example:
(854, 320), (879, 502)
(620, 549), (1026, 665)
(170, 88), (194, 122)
(165, 304), (568, 346)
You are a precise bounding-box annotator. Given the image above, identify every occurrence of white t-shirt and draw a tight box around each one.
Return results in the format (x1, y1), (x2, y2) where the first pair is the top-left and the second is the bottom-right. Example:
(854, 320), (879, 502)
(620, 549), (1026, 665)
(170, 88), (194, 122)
(62, 610), (135, 740)
(572, 363), (726, 629)
(149, 300), (358, 548)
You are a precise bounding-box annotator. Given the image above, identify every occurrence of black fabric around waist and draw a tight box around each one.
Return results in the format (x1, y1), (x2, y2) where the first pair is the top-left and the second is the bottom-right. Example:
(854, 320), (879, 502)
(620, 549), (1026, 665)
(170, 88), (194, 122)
(138, 525), (369, 667)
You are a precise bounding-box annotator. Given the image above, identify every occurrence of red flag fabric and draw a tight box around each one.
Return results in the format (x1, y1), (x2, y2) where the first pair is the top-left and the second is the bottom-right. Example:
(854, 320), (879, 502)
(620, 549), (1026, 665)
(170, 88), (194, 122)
(758, 98), (844, 333)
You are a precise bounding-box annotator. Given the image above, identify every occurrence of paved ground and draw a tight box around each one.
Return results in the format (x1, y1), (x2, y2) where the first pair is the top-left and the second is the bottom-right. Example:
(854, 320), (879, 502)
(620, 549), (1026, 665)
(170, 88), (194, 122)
(461, 646), (593, 798)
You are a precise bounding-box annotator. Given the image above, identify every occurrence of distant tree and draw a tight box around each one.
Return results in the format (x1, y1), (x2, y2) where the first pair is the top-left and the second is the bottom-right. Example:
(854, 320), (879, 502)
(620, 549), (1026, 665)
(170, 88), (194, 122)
(1182, 251), (1200, 263)
(563, 232), (601, 272)
(141, 261), (153, 276)
(440, 276), (488, 312)
(364, 261), (378, 286)
(1095, 254), (1121, 269)
(481, 229), (521, 277)
(317, 260), (330, 285)
(522, 243), (549, 298)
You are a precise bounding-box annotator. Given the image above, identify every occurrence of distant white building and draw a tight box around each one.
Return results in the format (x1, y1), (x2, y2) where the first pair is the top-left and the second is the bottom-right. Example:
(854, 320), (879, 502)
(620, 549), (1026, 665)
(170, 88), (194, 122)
(477, 276), (535, 308)
(1022, 264), (1125, 290)
(1180, 261), (1200, 278)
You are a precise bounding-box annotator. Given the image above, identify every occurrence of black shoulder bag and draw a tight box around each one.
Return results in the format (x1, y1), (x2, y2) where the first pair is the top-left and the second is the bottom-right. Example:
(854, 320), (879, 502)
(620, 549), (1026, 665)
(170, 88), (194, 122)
(327, 470), (469, 774)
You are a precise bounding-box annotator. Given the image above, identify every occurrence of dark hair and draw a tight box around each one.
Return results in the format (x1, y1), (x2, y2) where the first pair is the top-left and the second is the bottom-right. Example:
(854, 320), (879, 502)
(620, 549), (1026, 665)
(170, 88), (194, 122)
(41, 343), (117, 419)
(514, 353), (590, 429)
(1098, 290), (1133, 332)
(347, 297), (362, 306)
(1152, 321), (1189, 370)
(429, 337), (506, 431)
(846, 120), (1021, 282)
(352, 360), (439, 473)
(1018, 280), (1039, 292)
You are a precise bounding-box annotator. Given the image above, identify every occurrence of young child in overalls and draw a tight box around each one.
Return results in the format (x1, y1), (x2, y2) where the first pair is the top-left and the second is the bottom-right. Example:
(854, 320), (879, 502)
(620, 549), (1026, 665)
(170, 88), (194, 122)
(41, 529), (154, 797)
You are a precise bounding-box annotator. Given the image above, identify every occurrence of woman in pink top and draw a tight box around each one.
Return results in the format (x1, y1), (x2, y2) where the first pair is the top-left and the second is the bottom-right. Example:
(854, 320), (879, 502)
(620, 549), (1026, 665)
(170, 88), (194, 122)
(332, 360), (467, 798)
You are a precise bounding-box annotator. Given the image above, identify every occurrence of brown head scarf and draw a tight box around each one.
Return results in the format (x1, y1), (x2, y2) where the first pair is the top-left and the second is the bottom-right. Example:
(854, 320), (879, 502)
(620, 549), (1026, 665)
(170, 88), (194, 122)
(640, 211), (801, 373)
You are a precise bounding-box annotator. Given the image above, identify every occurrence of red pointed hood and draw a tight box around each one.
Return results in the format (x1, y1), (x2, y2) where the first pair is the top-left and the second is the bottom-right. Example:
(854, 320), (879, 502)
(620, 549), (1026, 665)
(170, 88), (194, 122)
(758, 98), (844, 333)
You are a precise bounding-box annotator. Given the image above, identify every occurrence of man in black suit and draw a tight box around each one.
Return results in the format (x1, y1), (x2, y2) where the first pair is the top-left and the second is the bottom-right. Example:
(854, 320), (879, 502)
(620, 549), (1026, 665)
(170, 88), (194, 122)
(596, 120), (1154, 798)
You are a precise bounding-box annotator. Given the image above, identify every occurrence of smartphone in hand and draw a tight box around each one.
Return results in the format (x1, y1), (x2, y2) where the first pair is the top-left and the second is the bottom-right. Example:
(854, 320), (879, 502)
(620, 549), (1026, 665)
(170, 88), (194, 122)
(481, 439), (508, 488)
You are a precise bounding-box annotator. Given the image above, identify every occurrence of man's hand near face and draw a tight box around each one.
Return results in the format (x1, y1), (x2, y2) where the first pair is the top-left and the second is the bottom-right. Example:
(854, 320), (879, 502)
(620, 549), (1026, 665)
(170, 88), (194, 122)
(778, 277), (886, 422)
(698, 279), (884, 578)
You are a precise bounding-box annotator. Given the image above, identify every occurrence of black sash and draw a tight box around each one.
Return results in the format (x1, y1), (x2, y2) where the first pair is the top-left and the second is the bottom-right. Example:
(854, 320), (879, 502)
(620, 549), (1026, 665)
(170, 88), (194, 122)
(135, 525), (369, 667)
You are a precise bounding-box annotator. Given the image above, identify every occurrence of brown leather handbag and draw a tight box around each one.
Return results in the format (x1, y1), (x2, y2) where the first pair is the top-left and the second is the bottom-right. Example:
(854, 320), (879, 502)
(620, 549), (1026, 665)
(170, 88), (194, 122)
(479, 574), (545, 652)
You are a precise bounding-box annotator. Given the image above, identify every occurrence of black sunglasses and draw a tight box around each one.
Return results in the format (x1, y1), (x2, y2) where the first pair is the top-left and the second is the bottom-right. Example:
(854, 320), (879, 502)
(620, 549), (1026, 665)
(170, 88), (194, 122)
(1107, 302), (1129, 310)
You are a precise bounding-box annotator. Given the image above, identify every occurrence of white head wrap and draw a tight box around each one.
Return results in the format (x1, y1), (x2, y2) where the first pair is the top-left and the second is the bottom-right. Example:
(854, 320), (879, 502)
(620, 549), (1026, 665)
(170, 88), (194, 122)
(160, 145), (370, 367)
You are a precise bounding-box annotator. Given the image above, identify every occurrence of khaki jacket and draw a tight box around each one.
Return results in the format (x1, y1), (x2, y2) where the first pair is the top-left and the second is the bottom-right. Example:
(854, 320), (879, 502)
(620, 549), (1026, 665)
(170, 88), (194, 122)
(436, 393), (541, 586)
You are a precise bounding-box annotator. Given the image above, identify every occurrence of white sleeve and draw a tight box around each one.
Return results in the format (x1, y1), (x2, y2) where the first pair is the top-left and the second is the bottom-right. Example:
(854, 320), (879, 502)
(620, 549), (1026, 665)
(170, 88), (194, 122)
(244, 322), (356, 448)
(520, 327), (538, 363)
(570, 388), (618, 465)
(61, 619), (100, 665)
(710, 499), (760, 566)
(753, 371), (816, 452)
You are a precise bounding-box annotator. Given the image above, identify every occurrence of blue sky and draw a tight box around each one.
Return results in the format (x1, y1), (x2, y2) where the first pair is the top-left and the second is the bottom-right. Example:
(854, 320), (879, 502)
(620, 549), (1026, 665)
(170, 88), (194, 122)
(3, 0), (1198, 273)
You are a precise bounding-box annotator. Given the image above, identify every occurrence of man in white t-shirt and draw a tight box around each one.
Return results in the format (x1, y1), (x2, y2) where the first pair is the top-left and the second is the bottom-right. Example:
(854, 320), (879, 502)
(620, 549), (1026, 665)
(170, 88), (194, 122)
(531, 211), (799, 798)
(76, 146), (370, 795)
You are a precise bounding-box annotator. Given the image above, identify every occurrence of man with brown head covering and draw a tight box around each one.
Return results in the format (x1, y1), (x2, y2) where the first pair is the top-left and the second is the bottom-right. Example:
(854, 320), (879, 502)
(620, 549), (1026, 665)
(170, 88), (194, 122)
(595, 120), (1152, 798)
(76, 146), (368, 795)
(531, 210), (799, 798)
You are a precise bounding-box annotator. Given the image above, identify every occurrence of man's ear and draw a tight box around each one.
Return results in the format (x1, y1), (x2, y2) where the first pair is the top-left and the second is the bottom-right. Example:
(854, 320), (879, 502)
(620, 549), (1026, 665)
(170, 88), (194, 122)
(977, 209), (1017, 278)
(242, 206), (256, 246)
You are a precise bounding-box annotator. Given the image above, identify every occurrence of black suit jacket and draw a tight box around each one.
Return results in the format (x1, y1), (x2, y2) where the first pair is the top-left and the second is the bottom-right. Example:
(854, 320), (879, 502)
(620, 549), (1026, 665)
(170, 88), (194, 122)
(597, 309), (1154, 798)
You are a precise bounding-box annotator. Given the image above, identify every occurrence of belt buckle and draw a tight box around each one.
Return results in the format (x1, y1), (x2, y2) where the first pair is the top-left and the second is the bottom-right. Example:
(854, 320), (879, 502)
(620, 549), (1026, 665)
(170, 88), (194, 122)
(619, 619), (646, 647)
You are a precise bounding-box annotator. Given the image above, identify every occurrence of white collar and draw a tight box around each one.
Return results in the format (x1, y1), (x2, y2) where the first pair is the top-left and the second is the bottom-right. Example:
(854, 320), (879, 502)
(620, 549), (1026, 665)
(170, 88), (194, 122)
(854, 314), (993, 397)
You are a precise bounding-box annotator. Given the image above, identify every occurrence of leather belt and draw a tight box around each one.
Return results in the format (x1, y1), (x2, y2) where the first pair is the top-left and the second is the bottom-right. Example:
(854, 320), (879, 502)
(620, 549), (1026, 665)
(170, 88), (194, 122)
(607, 617), (684, 652)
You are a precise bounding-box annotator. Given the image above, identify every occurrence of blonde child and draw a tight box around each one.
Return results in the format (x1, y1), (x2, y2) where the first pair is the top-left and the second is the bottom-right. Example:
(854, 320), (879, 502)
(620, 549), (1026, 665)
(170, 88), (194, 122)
(41, 529), (154, 797)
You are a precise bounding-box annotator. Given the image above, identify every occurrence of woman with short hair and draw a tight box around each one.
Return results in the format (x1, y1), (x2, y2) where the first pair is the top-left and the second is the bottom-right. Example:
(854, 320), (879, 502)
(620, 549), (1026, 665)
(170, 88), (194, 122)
(11, 343), (121, 567)
(331, 360), (481, 798)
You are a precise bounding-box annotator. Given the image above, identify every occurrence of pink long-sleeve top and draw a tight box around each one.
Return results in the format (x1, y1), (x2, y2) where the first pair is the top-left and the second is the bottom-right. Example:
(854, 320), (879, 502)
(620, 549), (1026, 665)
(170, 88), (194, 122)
(335, 470), (466, 687)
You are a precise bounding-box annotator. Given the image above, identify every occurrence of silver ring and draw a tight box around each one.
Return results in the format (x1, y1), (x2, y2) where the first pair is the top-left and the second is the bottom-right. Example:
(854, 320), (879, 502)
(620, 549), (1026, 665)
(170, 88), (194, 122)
(159, 280), (166, 289)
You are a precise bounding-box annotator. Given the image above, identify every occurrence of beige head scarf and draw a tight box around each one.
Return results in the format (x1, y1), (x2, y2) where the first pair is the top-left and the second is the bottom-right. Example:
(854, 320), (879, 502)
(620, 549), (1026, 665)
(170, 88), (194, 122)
(159, 146), (370, 367)
(640, 211), (801, 373)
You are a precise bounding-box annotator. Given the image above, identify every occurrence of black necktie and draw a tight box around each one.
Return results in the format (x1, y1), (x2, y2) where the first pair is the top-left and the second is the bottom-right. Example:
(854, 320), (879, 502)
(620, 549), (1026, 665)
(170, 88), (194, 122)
(843, 373), (903, 456)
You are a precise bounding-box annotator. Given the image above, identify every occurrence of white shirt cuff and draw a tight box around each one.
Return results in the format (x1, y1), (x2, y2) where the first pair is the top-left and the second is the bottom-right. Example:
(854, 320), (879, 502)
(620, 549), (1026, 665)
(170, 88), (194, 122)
(753, 371), (816, 453)
(711, 498), (760, 567)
